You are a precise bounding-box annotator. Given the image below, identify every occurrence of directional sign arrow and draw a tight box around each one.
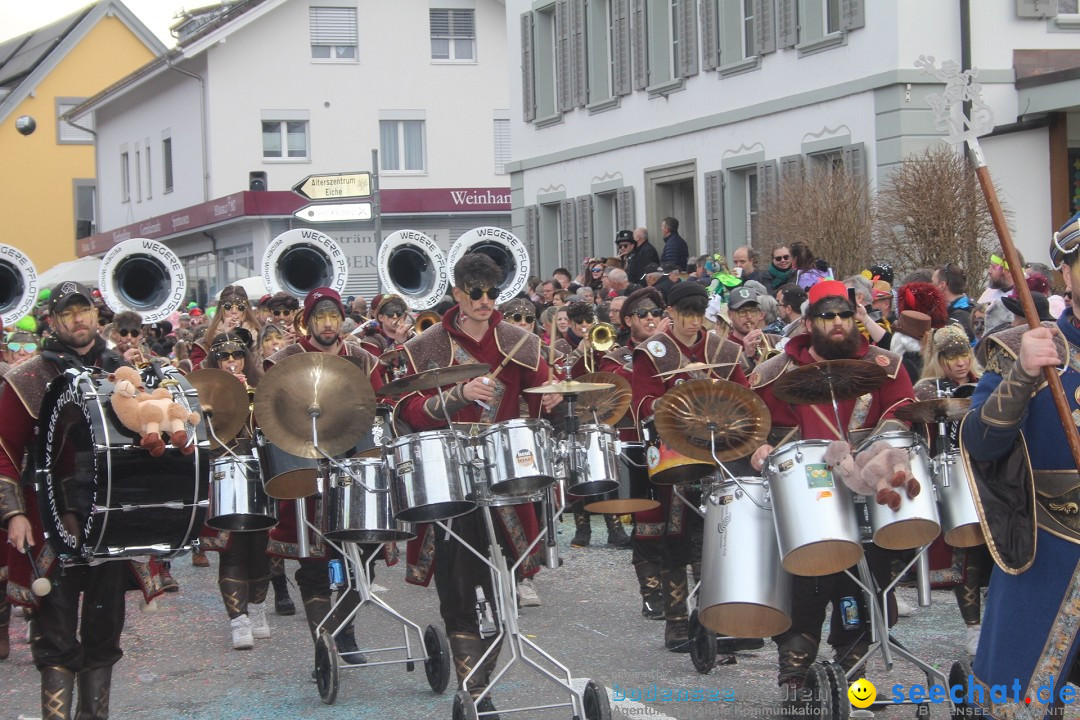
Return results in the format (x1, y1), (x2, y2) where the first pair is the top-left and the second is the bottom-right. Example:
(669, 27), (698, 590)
(292, 172), (372, 201)
(293, 202), (373, 223)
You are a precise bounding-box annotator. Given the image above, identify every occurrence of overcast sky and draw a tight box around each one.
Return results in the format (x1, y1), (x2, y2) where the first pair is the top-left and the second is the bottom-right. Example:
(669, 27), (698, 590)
(0, 0), (183, 46)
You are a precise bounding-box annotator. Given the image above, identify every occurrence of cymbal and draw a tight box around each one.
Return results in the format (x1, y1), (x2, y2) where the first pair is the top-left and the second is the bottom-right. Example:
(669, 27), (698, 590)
(186, 368), (249, 449)
(378, 348), (408, 366)
(574, 372), (631, 425)
(523, 380), (615, 395)
(772, 359), (888, 405)
(655, 362), (728, 379)
(255, 352), (374, 458)
(376, 363), (492, 396)
(894, 398), (972, 424)
(653, 379), (772, 462)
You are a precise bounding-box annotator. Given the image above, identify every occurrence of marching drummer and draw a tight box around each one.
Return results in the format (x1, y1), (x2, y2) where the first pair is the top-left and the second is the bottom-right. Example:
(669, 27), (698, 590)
(394, 253), (561, 718)
(748, 279), (915, 704)
(0, 281), (168, 720)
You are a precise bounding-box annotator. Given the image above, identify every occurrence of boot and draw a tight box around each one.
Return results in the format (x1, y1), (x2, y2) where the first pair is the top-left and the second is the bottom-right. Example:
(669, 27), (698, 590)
(191, 549), (209, 567)
(218, 575), (248, 620)
(776, 632), (819, 688)
(270, 572), (295, 616)
(604, 515), (631, 548)
(633, 557), (664, 620)
(302, 593), (333, 642)
(75, 666), (112, 720)
(41, 666), (76, 720)
(570, 501), (591, 548)
(449, 631), (501, 717)
(333, 625), (366, 664)
(0, 592), (10, 660)
(663, 565), (690, 653)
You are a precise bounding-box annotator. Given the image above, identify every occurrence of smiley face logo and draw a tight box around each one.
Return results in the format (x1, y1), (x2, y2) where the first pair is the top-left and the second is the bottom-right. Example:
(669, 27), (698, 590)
(848, 678), (876, 709)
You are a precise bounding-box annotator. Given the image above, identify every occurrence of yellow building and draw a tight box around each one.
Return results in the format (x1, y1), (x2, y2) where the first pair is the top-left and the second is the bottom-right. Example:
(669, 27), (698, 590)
(0, 1), (166, 277)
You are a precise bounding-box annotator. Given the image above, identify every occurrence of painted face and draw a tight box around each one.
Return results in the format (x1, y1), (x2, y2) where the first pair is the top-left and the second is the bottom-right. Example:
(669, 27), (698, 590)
(262, 333), (284, 357)
(308, 300), (342, 347)
(668, 306), (703, 340)
(570, 313), (593, 337)
(941, 353), (972, 384)
(455, 285), (498, 324)
(627, 303), (663, 342)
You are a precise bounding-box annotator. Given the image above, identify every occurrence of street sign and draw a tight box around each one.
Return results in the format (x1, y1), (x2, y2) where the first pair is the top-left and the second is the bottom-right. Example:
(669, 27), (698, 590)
(292, 172), (372, 201)
(293, 202), (373, 223)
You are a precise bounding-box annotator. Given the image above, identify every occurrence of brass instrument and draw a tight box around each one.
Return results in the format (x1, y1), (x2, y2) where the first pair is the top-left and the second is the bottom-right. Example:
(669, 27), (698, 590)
(0, 243), (38, 326)
(582, 322), (617, 373)
(413, 310), (440, 334)
(261, 228), (348, 298)
(756, 332), (781, 362)
(98, 238), (187, 324)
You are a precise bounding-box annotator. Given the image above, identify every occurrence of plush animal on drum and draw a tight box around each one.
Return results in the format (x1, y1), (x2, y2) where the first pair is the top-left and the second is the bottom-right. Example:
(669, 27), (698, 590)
(822, 439), (920, 511)
(109, 366), (200, 457)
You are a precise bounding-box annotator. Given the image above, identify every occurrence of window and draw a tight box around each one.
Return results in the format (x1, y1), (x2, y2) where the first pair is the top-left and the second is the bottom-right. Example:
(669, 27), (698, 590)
(135, 147), (143, 202)
(379, 120), (425, 172)
(262, 120), (309, 160)
(120, 151), (130, 203)
(162, 136), (174, 193)
(586, 0), (615, 102)
(145, 137), (152, 199)
(534, 6), (558, 119)
(645, 0), (677, 85)
(824, 0), (840, 34)
(493, 117), (510, 174)
(56, 100), (93, 144)
(745, 169), (759, 244)
(742, 0), (754, 57)
(310, 6), (358, 60)
(430, 8), (475, 61)
(73, 181), (96, 239)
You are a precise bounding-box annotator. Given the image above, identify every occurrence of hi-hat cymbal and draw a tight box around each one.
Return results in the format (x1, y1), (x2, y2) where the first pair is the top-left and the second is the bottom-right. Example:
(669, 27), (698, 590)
(772, 359), (888, 405)
(376, 363), (492, 396)
(186, 368), (249, 449)
(574, 372), (631, 425)
(255, 352), (374, 458)
(523, 380), (615, 395)
(894, 398), (972, 424)
(655, 362), (728, 379)
(653, 379), (772, 462)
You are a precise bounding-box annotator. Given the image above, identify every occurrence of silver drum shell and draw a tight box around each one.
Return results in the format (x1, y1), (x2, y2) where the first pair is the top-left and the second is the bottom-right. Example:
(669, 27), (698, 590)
(933, 452), (984, 548)
(566, 424), (621, 497)
(208, 455), (277, 532)
(858, 431), (941, 550)
(388, 430), (475, 523)
(478, 418), (556, 495)
(326, 458), (414, 543)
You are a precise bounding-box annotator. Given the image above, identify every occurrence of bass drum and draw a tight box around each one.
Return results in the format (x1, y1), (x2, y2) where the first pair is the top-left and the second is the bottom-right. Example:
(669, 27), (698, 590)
(36, 368), (209, 563)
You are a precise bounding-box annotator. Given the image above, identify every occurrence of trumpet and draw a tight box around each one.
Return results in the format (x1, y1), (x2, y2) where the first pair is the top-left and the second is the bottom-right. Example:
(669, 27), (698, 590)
(756, 332), (781, 362)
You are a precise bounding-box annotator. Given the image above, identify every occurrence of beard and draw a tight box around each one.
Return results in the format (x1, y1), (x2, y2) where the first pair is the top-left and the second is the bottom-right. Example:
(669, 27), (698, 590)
(809, 322), (861, 360)
(311, 331), (339, 348)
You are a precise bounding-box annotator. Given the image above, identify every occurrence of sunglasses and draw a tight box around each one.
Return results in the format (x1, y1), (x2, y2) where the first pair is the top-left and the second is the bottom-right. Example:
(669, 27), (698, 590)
(510, 313), (536, 324)
(380, 311), (405, 320)
(221, 302), (247, 312)
(271, 309), (295, 317)
(6, 343), (37, 353)
(466, 287), (500, 301)
(117, 329), (141, 338)
(575, 315), (596, 324)
(813, 310), (856, 320)
(773, 254), (790, 262)
(214, 350), (246, 361)
(631, 308), (663, 319)
(591, 267), (604, 273)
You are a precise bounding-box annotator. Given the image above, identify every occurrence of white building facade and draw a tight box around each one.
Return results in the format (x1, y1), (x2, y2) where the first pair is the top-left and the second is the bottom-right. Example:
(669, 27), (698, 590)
(75, 0), (514, 304)
(506, 0), (1080, 275)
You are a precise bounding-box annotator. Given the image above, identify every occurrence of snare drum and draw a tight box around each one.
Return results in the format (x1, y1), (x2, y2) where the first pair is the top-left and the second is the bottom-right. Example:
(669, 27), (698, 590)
(584, 442), (660, 514)
(857, 432), (941, 550)
(933, 452), (984, 548)
(565, 424), (621, 497)
(388, 430), (475, 522)
(764, 440), (862, 576)
(36, 369), (209, 562)
(325, 458), (414, 543)
(641, 416), (714, 485)
(254, 430), (320, 500)
(208, 455), (277, 531)
(477, 418), (556, 495)
(699, 478), (792, 638)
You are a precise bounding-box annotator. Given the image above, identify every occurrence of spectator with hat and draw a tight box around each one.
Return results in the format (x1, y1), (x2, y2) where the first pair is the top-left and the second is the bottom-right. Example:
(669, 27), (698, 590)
(619, 227), (660, 285)
(727, 285), (780, 372)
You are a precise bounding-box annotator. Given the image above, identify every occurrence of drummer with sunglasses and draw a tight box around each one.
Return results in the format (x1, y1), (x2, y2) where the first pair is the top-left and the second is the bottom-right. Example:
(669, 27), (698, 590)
(0, 281), (169, 720)
(748, 280), (915, 703)
(395, 253), (562, 716)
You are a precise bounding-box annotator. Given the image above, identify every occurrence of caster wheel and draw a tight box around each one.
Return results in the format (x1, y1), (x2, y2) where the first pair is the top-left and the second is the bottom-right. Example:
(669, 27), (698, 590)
(314, 631), (339, 705)
(821, 662), (849, 720)
(804, 663), (836, 720)
(452, 689), (478, 720)
(583, 679), (612, 720)
(424, 624), (451, 693)
(688, 609), (716, 674)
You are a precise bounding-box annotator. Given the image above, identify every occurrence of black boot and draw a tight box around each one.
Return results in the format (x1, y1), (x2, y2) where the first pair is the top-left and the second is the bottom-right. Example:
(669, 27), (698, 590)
(0, 589), (10, 660)
(633, 557), (664, 620)
(302, 593), (332, 643)
(75, 666), (112, 720)
(41, 666), (76, 720)
(449, 631), (501, 718)
(271, 572), (295, 616)
(663, 565), (690, 652)
(604, 515), (632, 548)
(570, 501), (591, 548)
(776, 632), (819, 688)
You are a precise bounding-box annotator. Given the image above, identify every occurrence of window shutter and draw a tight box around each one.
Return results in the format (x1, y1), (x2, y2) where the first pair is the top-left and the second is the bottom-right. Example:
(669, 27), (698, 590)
(700, 0), (718, 70)
(309, 7), (358, 45)
(556, 0), (574, 112)
(631, 0), (648, 90)
(521, 12), (536, 123)
(704, 171), (725, 255)
(839, 0), (865, 30)
(777, 0), (798, 48)
(524, 205), (540, 268)
(493, 119), (511, 174)
(678, 0), (699, 78)
(779, 154), (804, 197)
(572, 0), (588, 106)
(612, 0), (632, 95)
(756, 160), (778, 207)
(754, 0), (777, 54)
(561, 198), (578, 266)
(58, 104), (94, 143)
(576, 195), (595, 259)
(842, 142), (866, 183)
(616, 186), (635, 233)
(1015, 0), (1058, 17)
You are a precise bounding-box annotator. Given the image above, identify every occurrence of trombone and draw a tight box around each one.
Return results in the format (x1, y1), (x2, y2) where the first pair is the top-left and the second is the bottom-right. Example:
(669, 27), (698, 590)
(582, 322), (616, 373)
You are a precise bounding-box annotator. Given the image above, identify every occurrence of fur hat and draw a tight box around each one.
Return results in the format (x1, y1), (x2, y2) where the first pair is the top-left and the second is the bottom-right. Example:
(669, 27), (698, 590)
(897, 282), (948, 328)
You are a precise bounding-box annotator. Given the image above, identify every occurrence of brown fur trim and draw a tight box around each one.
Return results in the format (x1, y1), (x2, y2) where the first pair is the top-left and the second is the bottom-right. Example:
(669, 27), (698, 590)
(3, 356), (60, 420)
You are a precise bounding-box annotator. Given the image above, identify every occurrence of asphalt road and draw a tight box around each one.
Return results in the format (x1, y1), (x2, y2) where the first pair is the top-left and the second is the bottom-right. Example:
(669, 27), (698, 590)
(1, 516), (983, 720)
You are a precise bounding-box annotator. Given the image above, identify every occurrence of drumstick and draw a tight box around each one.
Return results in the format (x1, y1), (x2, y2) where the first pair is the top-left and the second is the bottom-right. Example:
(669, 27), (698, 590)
(773, 426), (799, 449)
(547, 323), (557, 380)
(25, 550), (52, 597)
(488, 331), (534, 383)
(809, 405), (844, 441)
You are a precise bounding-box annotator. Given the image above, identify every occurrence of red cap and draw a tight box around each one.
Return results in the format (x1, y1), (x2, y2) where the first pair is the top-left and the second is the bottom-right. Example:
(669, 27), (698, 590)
(302, 287), (345, 326)
(807, 280), (848, 305)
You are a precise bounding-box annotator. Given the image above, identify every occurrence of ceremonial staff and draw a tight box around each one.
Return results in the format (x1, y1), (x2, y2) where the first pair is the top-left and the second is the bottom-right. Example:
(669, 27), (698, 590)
(919, 55), (1080, 470)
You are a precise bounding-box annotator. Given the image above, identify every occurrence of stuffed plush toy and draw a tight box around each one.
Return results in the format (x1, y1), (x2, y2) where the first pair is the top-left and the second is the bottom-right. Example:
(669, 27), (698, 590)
(822, 439), (920, 511)
(109, 366), (200, 457)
